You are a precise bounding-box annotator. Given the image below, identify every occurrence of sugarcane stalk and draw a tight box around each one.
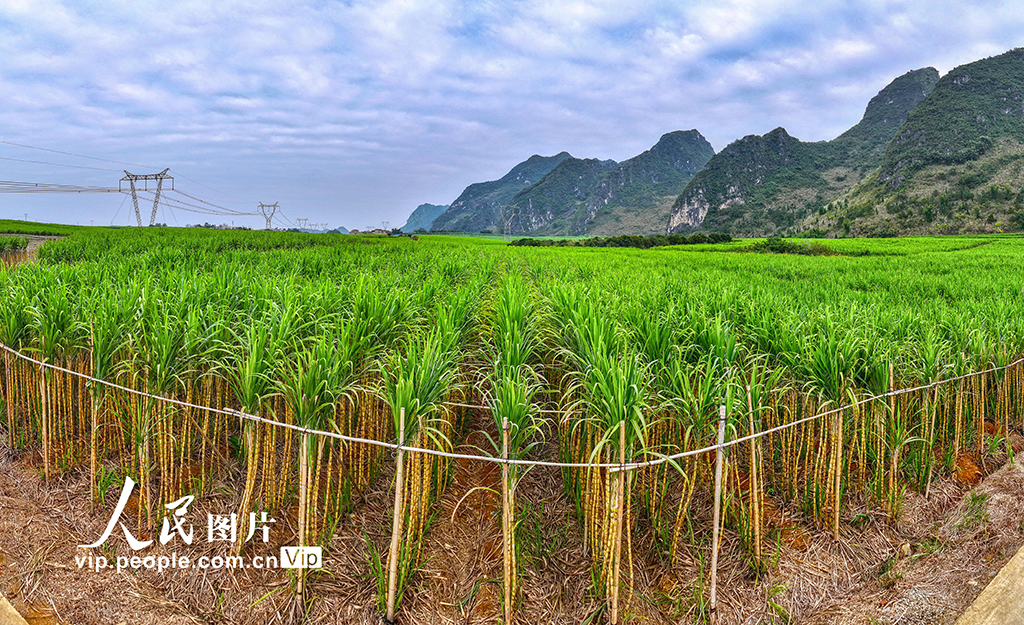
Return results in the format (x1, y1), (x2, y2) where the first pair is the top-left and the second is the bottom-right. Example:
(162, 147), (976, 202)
(610, 420), (625, 625)
(40, 364), (50, 480)
(501, 417), (512, 625)
(709, 405), (726, 622)
(746, 387), (761, 563)
(386, 408), (406, 624)
(297, 431), (309, 601)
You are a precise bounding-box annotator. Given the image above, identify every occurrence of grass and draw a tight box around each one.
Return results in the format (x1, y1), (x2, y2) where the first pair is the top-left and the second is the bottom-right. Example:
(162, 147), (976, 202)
(956, 492), (991, 532)
(0, 219), (83, 236)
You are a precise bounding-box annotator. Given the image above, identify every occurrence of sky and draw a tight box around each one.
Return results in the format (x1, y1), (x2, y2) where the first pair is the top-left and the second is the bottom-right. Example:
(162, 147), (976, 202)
(1, 0), (1023, 231)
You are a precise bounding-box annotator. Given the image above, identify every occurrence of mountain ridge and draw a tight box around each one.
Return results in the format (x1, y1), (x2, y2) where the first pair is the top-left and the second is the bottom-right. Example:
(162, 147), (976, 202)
(667, 67), (939, 236)
(430, 152), (572, 233)
(400, 203), (448, 232)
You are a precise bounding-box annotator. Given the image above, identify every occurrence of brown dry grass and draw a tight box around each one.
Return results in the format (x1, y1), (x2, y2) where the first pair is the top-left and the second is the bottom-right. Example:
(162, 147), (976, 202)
(3, 422), (1024, 624)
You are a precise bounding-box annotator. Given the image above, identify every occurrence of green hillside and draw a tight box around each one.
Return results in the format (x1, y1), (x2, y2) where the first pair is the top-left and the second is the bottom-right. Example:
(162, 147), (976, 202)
(669, 67), (938, 236)
(880, 48), (1024, 187)
(430, 152), (572, 233)
(504, 157), (617, 234)
(817, 49), (1024, 237)
(506, 130), (714, 236)
(400, 203), (449, 233)
(581, 130), (714, 235)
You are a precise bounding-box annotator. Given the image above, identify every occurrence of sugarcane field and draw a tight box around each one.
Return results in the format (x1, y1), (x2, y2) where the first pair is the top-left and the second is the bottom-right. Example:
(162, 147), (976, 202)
(2, 225), (1024, 624)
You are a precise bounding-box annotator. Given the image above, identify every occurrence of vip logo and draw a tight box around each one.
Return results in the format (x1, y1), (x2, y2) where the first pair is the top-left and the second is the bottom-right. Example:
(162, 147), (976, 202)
(280, 546), (322, 569)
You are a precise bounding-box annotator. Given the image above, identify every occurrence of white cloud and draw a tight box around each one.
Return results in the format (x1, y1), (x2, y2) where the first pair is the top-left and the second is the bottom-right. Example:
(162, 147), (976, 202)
(2, 0), (1024, 228)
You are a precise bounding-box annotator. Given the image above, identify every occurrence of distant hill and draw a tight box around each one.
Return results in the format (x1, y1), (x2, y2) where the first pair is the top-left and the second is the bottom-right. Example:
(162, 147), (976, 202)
(508, 130), (713, 236)
(438, 130), (713, 236)
(669, 67), (939, 235)
(430, 152), (572, 233)
(400, 203), (448, 232)
(504, 157), (618, 234)
(819, 48), (1024, 237)
(332, 226), (349, 234)
(580, 130), (715, 235)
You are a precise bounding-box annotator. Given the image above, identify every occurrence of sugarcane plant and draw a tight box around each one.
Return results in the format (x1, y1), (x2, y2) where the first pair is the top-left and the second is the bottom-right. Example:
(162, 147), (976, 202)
(279, 328), (361, 599)
(483, 273), (546, 623)
(380, 328), (460, 622)
(28, 281), (85, 480)
(86, 292), (126, 506)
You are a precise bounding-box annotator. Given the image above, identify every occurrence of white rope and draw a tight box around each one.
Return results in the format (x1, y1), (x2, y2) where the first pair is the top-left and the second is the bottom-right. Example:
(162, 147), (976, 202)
(1, 341), (1020, 474)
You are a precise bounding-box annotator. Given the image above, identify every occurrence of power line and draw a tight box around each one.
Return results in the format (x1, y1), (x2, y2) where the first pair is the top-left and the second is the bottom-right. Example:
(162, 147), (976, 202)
(0, 139), (158, 170)
(111, 193), (128, 225)
(171, 189), (255, 215)
(0, 155), (120, 172)
(2, 140), (261, 212)
(0, 179), (120, 193)
(134, 190), (228, 216)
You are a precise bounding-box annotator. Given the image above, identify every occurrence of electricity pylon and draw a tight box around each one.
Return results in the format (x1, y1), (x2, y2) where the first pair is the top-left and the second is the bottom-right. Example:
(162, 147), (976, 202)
(120, 169), (172, 227)
(258, 202), (279, 230)
(296, 218), (309, 229)
(501, 206), (515, 242)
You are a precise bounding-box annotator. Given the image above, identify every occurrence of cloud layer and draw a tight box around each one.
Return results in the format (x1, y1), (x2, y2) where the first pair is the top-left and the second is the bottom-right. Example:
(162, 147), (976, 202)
(2, 0), (1023, 229)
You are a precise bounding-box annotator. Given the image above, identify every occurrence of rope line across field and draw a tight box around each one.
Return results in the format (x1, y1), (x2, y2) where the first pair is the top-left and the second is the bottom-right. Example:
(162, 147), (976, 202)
(3, 340), (1019, 474)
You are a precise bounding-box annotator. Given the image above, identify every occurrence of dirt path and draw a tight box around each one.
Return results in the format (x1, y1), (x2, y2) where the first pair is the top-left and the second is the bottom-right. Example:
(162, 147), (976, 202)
(799, 456), (1024, 625)
(0, 235), (61, 267)
(23, 235), (61, 255)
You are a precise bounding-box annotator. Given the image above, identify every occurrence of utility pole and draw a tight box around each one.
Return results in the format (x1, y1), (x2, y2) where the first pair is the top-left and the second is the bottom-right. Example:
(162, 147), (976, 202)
(120, 169), (172, 227)
(257, 202), (279, 230)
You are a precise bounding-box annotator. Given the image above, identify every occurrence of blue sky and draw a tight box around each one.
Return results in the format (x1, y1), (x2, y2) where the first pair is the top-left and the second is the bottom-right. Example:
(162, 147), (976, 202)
(1, 0), (1023, 230)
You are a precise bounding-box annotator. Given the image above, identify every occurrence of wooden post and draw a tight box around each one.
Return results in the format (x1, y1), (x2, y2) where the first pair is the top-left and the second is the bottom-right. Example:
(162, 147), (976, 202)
(39, 363), (50, 480)
(91, 391), (99, 508)
(502, 417), (512, 625)
(832, 410), (842, 541)
(610, 420), (626, 625)
(386, 408), (406, 624)
(709, 405), (726, 622)
(746, 387), (761, 565)
(89, 323), (97, 508)
(297, 432), (309, 600)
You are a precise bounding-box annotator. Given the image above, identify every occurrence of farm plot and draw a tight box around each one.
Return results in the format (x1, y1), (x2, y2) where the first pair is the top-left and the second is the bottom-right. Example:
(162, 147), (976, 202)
(1, 228), (1023, 623)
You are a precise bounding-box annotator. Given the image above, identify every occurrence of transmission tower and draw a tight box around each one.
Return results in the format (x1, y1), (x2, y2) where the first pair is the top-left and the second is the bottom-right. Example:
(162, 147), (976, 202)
(120, 169), (173, 227)
(257, 202), (279, 230)
(296, 218), (309, 229)
(501, 206), (515, 242)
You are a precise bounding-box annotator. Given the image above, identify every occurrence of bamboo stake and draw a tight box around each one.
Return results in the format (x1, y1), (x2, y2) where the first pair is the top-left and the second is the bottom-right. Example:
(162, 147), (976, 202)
(40, 364), (50, 480)
(746, 387), (761, 564)
(924, 388), (935, 499)
(501, 417), (512, 625)
(90, 391), (99, 506)
(709, 405), (726, 624)
(386, 408), (406, 624)
(297, 432), (309, 601)
(832, 409), (842, 541)
(610, 420), (626, 625)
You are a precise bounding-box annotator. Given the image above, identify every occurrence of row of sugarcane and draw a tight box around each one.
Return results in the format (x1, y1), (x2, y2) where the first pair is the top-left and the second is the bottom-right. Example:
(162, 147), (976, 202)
(7, 280), (1020, 622)
(538, 276), (1024, 622)
(0, 256), (498, 612)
